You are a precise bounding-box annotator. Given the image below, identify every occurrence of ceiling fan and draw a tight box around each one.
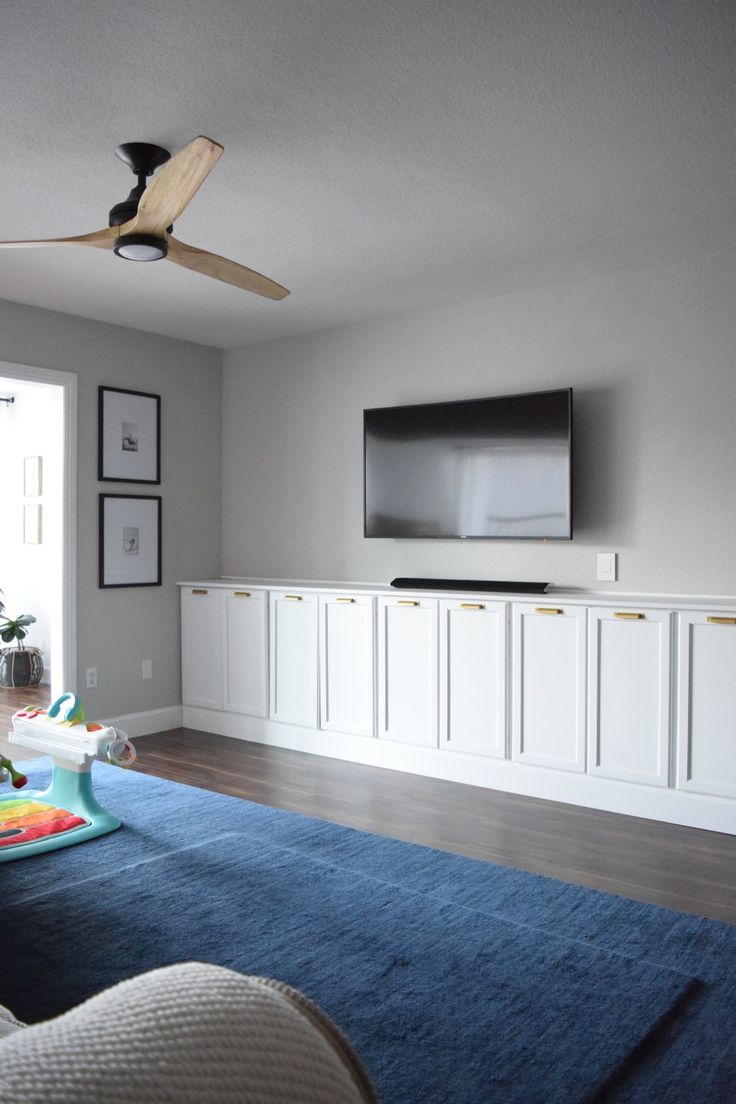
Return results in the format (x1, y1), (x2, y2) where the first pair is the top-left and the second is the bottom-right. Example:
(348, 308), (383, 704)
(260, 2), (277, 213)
(0, 136), (289, 300)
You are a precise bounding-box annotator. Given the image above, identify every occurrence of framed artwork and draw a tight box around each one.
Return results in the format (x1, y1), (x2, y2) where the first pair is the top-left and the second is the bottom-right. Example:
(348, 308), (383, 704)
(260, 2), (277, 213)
(98, 386), (161, 484)
(23, 504), (42, 544)
(99, 494), (162, 588)
(24, 455), (43, 496)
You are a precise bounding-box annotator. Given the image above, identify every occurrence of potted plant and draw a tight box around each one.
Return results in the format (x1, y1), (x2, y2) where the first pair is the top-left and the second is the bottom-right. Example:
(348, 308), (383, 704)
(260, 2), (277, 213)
(0, 596), (43, 688)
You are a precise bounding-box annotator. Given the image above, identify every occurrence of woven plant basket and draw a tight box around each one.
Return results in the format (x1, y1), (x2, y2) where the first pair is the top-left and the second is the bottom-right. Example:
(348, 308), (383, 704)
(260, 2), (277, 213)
(0, 648), (44, 688)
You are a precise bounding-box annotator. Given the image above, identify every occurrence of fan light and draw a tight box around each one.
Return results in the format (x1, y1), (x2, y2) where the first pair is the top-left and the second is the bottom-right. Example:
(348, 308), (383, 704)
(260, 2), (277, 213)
(114, 233), (168, 261)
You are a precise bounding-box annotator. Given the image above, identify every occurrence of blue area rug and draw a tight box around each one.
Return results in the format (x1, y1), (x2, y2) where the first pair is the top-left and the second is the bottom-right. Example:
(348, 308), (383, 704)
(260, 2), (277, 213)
(2, 762), (734, 1103)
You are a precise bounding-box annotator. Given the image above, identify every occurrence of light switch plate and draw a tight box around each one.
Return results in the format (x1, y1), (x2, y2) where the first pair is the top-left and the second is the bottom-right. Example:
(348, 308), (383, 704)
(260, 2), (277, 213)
(597, 552), (617, 582)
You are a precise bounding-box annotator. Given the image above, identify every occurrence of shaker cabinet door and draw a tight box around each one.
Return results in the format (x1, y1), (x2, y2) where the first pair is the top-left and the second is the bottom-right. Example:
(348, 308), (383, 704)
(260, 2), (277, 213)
(512, 603), (586, 772)
(224, 589), (268, 717)
(269, 591), (319, 728)
(588, 607), (671, 786)
(677, 611), (736, 798)
(319, 593), (375, 737)
(377, 596), (438, 747)
(439, 599), (507, 757)
(181, 586), (225, 711)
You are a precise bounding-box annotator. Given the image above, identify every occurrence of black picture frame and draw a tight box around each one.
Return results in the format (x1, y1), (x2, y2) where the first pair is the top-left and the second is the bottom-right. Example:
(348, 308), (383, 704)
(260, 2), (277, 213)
(98, 386), (161, 484)
(99, 494), (162, 589)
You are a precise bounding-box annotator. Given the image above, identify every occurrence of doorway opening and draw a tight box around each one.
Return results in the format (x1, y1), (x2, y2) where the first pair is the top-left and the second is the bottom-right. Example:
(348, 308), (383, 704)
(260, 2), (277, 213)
(0, 362), (77, 717)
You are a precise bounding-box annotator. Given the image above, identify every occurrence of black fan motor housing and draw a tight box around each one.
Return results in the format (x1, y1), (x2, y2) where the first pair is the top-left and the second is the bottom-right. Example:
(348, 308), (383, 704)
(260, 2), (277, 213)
(108, 142), (171, 228)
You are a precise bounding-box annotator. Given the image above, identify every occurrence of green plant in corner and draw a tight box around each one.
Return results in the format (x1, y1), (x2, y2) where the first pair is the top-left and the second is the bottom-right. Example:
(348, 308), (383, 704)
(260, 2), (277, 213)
(0, 594), (43, 688)
(0, 612), (37, 649)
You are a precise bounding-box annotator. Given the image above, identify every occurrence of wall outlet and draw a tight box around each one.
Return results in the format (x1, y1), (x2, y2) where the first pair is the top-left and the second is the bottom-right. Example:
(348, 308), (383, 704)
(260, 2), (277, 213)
(597, 552), (617, 582)
(85, 667), (97, 689)
(142, 659), (152, 680)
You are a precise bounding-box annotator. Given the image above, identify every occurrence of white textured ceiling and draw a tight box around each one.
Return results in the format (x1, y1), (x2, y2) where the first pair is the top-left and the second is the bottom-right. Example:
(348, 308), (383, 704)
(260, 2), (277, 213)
(0, 0), (734, 349)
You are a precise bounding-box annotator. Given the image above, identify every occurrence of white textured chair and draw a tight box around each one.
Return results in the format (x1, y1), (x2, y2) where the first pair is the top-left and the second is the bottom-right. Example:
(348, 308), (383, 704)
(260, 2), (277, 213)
(0, 962), (377, 1103)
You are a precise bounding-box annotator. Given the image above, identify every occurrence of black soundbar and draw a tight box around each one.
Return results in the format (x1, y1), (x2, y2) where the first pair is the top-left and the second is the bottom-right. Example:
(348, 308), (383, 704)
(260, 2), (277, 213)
(390, 577), (549, 594)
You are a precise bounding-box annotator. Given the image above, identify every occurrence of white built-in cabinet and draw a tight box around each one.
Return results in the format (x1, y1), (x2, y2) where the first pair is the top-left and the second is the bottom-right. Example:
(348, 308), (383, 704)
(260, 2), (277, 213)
(181, 586), (224, 711)
(439, 598), (507, 757)
(319, 593), (374, 738)
(512, 602), (586, 772)
(224, 589), (268, 717)
(377, 595), (438, 747)
(588, 606), (671, 787)
(181, 585), (267, 716)
(677, 611), (736, 799)
(269, 591), (319, 728)
(180, 582), (736, 833)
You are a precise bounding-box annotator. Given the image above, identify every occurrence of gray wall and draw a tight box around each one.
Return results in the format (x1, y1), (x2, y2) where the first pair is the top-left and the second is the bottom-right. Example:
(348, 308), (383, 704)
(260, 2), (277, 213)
(222, 252), (736, 596)
(0, 298), (222, 717)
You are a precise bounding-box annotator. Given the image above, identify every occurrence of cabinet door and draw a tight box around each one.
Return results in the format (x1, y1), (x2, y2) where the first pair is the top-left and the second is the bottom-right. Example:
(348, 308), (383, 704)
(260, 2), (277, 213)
(377, 596), (438, 747)
(588, 607), (671, 786)
(439, 599), (507, 757)
(319, 594), (375, 737)
(677, 611), (736, 798)
(269, 591), (319, 728)
(224, 589), (268, 717)
(512, 603), (586, 771)
(181, 586), (224, 710)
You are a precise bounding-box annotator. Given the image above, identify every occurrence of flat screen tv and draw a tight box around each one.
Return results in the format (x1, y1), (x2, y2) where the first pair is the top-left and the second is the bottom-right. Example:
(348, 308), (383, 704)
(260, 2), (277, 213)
(364, 388), (572, 540)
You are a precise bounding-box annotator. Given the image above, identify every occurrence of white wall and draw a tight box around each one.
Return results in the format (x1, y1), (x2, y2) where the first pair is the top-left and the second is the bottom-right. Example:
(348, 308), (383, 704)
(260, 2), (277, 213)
(0, 298), (222, 718)
(222, 252), (736, 595)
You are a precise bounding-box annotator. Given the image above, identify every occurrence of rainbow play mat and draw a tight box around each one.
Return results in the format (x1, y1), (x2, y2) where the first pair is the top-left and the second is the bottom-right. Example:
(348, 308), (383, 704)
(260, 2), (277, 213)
(0, 798), (89, 849)
(0, 693), (136, 861)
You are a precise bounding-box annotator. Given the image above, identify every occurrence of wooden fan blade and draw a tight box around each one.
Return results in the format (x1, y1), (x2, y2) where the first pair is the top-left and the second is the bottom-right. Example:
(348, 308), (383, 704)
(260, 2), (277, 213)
(133, 136), (224, 236)
(0, 227), (116, 250)
(166, 236), (290, 300)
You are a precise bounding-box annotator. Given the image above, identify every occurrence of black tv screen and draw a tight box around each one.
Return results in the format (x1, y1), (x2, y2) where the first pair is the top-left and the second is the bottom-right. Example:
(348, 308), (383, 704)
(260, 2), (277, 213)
(364, 388), (572, 540)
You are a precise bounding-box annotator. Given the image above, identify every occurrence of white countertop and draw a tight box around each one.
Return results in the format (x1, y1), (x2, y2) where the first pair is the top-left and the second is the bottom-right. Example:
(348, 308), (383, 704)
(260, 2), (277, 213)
(177, 577), (736, 610)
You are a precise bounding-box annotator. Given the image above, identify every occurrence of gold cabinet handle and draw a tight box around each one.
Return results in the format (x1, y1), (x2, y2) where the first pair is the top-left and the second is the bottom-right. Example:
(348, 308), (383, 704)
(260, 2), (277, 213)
(398, 600), (420, 607)
(233, 591), (251, 598)
(707, 615), (736, 625)
(535, 607), (563, 615)
(336, 597), (356, 603)
(461, 603), (485, 610)
(191, 588), (208, 595)
(284, 594), (303, 601)
(614, 611), (645, 620)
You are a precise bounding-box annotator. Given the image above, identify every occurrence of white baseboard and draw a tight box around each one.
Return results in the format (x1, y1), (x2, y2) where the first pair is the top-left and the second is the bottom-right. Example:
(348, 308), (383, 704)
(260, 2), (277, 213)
(104, 705), (182, 739)
(182, 706), (736, 836)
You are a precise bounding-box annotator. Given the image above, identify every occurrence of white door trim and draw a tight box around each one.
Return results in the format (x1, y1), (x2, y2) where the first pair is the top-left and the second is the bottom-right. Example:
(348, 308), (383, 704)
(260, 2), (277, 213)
(0, 360), (77, 696)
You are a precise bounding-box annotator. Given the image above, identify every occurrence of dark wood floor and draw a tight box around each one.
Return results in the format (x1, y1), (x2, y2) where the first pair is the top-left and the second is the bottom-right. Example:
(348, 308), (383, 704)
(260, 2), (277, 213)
(131, 728), (736, 925)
